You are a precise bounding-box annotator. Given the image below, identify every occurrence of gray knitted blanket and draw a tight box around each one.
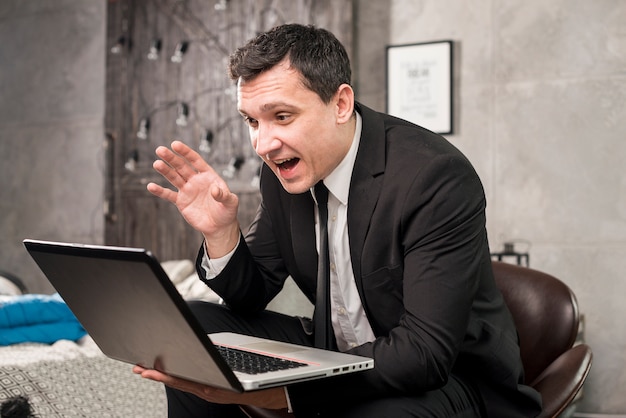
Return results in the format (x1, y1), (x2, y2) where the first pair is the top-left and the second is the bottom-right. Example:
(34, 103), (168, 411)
(0, 339), (166, 417)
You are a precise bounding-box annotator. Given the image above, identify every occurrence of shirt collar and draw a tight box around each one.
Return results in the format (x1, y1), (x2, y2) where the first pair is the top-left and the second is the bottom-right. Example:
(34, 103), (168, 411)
(318, 112), (362, 205)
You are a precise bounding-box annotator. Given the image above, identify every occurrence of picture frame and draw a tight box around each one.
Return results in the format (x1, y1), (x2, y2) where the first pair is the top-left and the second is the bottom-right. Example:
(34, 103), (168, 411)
(386, 40), (453, 135)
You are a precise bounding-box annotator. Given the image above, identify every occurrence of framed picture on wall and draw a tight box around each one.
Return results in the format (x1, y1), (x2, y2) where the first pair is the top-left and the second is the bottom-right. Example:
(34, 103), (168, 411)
(386, 40), (453, 135)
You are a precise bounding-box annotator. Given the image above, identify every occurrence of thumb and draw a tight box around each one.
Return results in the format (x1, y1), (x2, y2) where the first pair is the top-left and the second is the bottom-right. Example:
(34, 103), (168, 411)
(211, 183), (238, 207)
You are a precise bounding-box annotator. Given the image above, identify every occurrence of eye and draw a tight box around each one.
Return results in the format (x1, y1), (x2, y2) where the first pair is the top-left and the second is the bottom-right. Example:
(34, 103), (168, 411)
(243, 115), (258, 128)
(276, 113), (291, 123)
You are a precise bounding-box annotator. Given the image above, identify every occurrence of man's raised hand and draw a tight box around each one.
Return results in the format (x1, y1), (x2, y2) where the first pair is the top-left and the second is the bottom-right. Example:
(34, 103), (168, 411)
(147, 141), (241, 257)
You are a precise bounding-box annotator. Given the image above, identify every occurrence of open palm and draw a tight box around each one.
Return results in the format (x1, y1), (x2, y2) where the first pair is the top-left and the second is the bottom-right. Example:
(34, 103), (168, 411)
(147, 141), (240, 241)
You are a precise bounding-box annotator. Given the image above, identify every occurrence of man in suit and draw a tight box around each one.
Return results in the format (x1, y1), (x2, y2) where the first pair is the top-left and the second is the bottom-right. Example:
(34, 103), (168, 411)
(134, 24), (542, 417)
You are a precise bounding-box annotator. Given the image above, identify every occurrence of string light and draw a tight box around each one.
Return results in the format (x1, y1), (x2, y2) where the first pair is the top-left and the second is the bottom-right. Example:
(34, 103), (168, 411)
(222, 156), (245, 179)
(124, 149), (139, 171)
(175, 102), (189, 127)
(171, 41), (189, 63)
(147, 38), (161, 60)
(199, 129), (214, 153)
(137, 118), (150, 140)
(110, 36), (127, 54)
(215, 0), (229, 10)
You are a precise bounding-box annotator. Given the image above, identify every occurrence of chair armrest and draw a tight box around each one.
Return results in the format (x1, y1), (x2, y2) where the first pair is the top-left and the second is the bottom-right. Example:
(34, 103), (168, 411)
(531, 344), (592, 418)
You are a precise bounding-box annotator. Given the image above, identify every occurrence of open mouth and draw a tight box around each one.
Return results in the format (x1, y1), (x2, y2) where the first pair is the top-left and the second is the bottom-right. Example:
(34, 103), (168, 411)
(275, 158), (300, 172)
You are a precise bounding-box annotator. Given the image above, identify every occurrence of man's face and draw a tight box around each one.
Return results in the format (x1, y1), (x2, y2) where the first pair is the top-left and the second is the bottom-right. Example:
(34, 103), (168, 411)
(237, 59), (353, 194)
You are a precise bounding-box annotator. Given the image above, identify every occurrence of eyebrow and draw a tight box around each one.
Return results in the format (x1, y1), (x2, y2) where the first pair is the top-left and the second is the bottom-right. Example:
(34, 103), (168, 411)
(239, 102), (300, 117)
(260, 102), (299, 112)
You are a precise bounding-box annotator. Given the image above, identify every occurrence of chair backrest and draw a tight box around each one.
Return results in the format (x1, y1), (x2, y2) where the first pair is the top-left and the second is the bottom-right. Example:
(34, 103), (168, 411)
(491, 261), (580, 386)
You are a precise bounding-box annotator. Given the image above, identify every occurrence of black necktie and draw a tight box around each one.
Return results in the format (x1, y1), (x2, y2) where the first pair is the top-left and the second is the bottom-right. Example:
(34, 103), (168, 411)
(313, 182), (333, 349)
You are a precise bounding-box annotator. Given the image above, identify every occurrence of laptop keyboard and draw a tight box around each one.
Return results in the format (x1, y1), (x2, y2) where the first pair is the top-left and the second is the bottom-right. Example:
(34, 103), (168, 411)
(216, 345), (308, 375)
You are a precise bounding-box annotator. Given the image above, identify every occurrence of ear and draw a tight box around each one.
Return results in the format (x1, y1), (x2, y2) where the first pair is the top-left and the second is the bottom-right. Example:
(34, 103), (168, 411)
(334, 84), (355, 124)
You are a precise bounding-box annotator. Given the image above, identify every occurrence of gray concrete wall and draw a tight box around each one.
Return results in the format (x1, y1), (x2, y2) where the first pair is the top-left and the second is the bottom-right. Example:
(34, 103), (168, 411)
(0, 1), (106, 293)
(354, 0), (625, 414)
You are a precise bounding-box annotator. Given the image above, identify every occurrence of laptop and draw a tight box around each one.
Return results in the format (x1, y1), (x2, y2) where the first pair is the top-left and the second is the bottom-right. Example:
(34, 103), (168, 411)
(23, 239), (373, 392)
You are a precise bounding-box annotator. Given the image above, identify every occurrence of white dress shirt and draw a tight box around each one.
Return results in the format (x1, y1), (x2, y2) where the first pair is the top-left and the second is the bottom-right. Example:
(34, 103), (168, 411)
(313, 113), (375, 351)
(201, 112), (375, 352)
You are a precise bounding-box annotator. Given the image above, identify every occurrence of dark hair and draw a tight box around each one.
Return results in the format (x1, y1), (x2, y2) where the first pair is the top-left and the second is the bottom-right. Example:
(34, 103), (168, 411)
(228, 24), (351, 103)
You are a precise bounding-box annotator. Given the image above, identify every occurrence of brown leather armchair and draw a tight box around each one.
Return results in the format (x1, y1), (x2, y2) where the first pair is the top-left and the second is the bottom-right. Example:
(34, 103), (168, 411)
(492, 261), (592, 418)
(241, 261), (593, 418)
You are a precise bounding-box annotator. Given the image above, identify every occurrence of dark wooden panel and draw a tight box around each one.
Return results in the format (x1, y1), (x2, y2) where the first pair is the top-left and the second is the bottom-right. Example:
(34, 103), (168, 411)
(105, 0), (352, 261)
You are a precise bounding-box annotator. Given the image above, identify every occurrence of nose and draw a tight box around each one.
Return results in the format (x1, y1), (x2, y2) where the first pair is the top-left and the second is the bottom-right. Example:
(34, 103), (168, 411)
(252, 123), (281, 158)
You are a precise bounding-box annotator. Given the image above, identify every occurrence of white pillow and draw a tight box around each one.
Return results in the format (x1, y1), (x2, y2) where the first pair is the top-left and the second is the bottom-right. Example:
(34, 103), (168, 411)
(160, 260), (195, 285)
(175, 273), (221, 303)
(160, 260), (221, 303)
(0, 277), (23, 296)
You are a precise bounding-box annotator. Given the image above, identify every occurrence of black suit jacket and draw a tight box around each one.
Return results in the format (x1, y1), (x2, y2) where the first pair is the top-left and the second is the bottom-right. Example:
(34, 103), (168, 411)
(201, 103), (542, 416)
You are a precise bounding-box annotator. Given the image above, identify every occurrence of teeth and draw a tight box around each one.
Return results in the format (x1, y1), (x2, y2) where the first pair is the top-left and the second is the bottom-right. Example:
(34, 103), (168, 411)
(274, 158), (293, 165)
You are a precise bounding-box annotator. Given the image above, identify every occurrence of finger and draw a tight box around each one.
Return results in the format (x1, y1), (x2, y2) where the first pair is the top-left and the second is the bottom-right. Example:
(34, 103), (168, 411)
(147, 182), (178, 204)
(155, 146), (198, 184)
(139, 368), (206, 396)
(136, 368), (175, 386)
(152, 159), (187, 190)
(210, 183), (238, 207)
(170, 140), (214, 174)
(132, 365), (147, 374)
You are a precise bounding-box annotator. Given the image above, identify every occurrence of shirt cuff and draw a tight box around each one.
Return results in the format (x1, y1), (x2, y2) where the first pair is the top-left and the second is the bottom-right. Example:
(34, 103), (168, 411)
(199, 235), (240, 279)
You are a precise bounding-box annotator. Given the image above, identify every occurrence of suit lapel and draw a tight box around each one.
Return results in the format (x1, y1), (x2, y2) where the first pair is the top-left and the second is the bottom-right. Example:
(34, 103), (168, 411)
(348, 104), (386, 297)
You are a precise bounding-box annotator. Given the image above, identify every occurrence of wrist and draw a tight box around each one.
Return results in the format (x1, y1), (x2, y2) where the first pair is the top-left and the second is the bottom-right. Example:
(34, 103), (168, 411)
(203, 223), (240, 258)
